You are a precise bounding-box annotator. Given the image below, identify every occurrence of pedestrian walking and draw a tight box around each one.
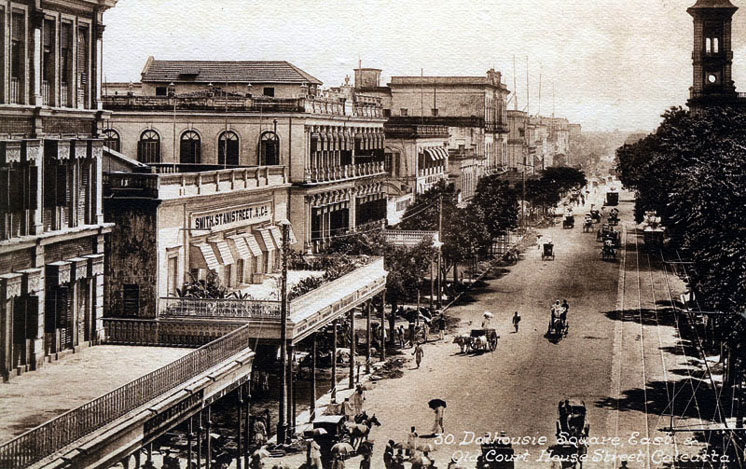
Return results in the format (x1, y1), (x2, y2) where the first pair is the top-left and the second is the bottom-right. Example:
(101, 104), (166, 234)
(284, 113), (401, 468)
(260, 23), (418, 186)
(431, 405), (445, 435)
(423, 321), (430, 342)
(408, 321), (416, 347)
(412, 343), (424, 368)
(253, 418), (267, 446)
(359, 453), (371, 469)
(307, 439), (323, 469)
(397, 325), (405, 348)
(332, 455), (346, 469)
(437, 314), (446, 340)
(384, 440), (396, 468)
(512, 312), (521, 333)
(351, 384), (365, 415)
(407, 427), (419, 455)
(342, 397), (355, 421)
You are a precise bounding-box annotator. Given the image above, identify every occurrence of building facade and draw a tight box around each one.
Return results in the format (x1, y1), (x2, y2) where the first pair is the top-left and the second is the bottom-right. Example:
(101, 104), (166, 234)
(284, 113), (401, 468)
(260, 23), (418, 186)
(104, 153), (291, 318)
(103, 59), (388, 255)
(0, 0), (117, 381)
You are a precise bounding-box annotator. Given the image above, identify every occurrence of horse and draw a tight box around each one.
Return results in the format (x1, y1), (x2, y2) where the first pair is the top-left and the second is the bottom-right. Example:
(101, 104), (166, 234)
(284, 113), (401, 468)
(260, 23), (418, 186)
(345, 412), (381, 450)
(453, 335), (471, 353)
(547, 316), (566, 337)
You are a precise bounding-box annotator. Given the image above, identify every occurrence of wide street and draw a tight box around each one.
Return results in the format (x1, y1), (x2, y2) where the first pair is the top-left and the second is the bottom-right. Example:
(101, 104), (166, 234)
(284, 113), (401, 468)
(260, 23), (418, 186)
(353, 186), (714, 469)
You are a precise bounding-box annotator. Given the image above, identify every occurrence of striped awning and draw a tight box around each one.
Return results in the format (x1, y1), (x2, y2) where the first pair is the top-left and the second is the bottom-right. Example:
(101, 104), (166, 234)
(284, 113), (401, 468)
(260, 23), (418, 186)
(212, 240), (235, 265)
(424, 148), (440, 161)
(228, 235), (252, 260)
(269, 225), (283, 249)
(243, 234), (263, 257)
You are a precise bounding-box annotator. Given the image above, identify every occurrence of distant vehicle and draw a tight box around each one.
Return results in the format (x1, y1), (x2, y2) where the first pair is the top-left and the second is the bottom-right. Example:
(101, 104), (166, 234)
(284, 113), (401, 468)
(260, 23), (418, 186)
(605, 188), (619, 206)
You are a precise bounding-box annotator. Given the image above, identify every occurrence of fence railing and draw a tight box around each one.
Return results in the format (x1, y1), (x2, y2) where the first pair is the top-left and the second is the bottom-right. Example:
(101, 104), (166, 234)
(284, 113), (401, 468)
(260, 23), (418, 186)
(304, 161), (385, 183)
(159, 297), (281, 319)
(383, 230), (439, 247)
(0, 325), (251, 469)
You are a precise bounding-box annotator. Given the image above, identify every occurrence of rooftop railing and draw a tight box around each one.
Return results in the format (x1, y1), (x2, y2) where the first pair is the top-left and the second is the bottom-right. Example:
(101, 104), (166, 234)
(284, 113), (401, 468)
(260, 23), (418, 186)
(0, 325), (251, 469)
(159, 297), (281, 319)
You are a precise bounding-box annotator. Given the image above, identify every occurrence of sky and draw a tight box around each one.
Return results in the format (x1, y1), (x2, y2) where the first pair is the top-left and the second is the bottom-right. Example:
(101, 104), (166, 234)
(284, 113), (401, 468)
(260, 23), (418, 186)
(101, 0), (746, 132)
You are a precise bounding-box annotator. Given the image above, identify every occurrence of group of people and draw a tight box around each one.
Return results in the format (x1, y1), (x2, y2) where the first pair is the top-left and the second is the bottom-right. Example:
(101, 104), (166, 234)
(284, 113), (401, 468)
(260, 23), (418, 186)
(392, 307), (446, 349)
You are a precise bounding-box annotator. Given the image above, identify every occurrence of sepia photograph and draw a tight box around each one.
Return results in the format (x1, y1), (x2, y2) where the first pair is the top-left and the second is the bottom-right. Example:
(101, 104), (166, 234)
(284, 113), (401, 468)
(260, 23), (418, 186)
(0, 0), (744, 468)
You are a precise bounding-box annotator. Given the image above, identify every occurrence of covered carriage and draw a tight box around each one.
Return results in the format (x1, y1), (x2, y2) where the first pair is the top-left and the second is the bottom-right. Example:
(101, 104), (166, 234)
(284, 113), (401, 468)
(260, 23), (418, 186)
(476, 438), (516, 469)
(542, 242), (555, 261)
(562, 214), (575, 229)
(601, 241), (616, 261)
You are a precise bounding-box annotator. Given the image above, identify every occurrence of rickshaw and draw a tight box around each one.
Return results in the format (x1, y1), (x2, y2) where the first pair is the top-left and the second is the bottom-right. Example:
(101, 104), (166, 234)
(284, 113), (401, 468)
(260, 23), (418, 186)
(542, 242), (555, 261)
(601, 241), (616, 261)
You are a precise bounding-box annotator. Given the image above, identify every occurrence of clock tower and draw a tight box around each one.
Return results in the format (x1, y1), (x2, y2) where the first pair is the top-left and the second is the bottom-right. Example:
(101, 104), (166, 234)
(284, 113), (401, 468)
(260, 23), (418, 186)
(687, 0), (741, 109)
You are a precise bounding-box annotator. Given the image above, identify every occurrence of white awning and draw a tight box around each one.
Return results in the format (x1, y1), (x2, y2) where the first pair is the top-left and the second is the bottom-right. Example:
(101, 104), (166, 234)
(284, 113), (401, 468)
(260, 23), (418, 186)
(212, 240), (235, 265)
(255, 228), (277, 252)
(269, 226), (283, 249)
(192, 244), (220, 271)
(228, 235), (252, 260)
(243, 234), (263, 257)
(278, 220), (298, 245)
(436, 147), (449, 160)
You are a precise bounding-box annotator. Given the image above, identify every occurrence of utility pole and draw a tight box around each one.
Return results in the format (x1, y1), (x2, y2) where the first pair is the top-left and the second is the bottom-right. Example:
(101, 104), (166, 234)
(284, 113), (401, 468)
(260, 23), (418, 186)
(277, 222), (290, 444)
(513, 55), (518, 112)
(437, 193), (443, 309)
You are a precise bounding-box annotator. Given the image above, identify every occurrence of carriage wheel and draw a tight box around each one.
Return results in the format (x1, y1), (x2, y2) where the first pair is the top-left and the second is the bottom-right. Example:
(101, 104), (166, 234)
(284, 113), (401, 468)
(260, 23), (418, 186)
(489, 337), (497, 351)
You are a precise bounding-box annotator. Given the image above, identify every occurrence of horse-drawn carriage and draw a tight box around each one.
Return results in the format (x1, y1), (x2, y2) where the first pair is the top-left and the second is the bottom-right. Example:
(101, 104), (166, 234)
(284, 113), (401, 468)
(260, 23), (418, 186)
(542, 242), (555, 261)
(596, 224), (619, 247)
(582, 216), (593, 232)
(562, 214), (575, 229)
(601, 240), (616, 261)
(306, 415), (349, 464)
(470, 329), (499, 352)
(607, 208), (620, 226)
(547, 313), (568, 338)
(549, 400), (590, 468)
(476, 437), (516, 469)
(589, 210), (601, 224)
(605, 188), (619, 206)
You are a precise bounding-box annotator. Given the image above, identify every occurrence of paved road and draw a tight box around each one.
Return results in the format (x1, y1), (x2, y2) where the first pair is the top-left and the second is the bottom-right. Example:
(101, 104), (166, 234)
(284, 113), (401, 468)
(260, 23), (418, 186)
(355, 186), (709, 469)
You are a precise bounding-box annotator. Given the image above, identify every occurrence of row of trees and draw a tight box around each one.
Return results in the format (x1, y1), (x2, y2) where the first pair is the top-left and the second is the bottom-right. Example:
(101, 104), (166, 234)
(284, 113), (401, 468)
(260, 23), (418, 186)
(615, 106), (746, 376)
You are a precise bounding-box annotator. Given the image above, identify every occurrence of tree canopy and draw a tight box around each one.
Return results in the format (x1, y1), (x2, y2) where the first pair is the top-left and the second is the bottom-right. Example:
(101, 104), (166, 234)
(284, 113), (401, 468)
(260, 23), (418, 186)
(615, 106), (746, 315)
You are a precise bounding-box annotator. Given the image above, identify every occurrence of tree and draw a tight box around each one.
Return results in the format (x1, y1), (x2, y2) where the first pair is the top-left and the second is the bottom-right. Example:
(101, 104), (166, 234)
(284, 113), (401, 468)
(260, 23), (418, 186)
(472, 174), (519, 239)
(398, 180), (459, 232)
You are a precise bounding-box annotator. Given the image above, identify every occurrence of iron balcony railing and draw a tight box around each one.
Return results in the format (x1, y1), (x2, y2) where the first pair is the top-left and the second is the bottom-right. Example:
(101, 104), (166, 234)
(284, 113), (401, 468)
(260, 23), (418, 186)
(0, 325), (251, 469)
(159, 297), (281, 319)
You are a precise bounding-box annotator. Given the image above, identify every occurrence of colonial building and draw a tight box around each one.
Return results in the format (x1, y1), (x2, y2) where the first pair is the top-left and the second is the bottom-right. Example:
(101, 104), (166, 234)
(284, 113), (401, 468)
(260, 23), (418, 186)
(357, 68), (510, 204)
(0, 0), (117, 381)
(507, 110), (529, 174)
(103, 152), (291, 318)
(103, 59), (388, 254)
(382, 120), (449, 222)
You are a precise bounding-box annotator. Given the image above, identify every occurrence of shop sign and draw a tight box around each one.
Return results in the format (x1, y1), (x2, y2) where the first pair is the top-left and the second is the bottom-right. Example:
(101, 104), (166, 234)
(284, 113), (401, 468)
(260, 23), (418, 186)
(192, 202), (271, 232)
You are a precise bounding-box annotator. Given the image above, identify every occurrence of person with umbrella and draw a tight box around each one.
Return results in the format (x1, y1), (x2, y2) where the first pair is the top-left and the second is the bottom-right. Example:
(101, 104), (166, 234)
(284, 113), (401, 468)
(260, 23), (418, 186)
(307, 437), (323, 468)
(481, 311), (493, 329)
(429, 399), (446, 436)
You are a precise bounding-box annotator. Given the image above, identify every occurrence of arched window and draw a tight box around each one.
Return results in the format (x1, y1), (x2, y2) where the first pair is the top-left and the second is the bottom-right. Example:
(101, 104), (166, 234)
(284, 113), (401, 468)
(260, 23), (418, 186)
(259, 131), (280, 166)
(137, 130), (160, 164)
(102, 129), (120, 153)
(180, 130), (201, 165)
(218, 131), (239, 166)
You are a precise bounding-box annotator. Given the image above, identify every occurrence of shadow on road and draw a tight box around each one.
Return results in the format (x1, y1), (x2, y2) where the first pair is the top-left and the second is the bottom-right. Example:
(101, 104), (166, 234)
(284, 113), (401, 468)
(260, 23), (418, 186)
(602, 308), (678, 328)
(594, 373), (721, 421)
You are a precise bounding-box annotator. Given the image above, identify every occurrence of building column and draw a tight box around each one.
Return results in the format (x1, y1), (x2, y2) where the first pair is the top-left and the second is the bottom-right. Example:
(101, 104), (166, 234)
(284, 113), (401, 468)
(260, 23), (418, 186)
(331, 319), (337, 403)
(349, 307), (355, 390)
(244, 382), (251, 469)
(206, 406), (212, 469)
(95, 25), (105, 111)
(197, 409), (203, 467)
(31, 10), (43, 106)
(310, 332), (317, 423)
(380, 289), (386, 361)
(187, 416), (194, 469)
(236, 386), (243, 469)
(365, 301), (371, 374)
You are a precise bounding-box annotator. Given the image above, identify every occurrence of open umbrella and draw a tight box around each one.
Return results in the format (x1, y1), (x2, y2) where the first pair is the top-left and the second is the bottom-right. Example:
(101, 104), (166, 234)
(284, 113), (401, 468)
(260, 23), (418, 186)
(331, 442), (354, 457)
(483, 311), (494, 319)
(428, 399), (447, 409)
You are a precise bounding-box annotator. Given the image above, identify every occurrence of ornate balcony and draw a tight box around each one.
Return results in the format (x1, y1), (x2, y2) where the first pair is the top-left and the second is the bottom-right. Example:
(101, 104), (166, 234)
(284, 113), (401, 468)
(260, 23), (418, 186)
(303, 161), (385, 184)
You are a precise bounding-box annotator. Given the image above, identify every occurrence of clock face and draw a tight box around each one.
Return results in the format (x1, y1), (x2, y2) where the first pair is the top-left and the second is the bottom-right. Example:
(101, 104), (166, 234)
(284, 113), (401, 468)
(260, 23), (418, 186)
(708, 74), (718, 84)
